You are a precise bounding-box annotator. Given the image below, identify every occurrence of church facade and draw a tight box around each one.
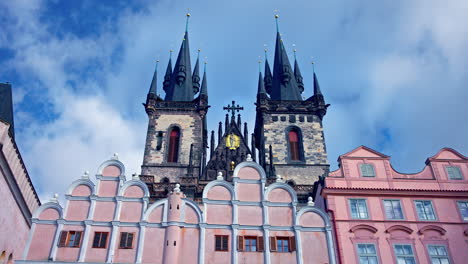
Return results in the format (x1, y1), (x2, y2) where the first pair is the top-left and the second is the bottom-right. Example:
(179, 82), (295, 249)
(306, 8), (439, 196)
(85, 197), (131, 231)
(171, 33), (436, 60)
(140, 15), (329, 203)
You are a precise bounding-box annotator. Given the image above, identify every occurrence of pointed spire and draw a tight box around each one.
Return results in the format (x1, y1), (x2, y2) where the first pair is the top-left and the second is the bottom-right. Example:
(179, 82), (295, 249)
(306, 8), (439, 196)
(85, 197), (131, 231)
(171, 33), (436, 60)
(192, 49), (201, 94)
(163, 51), (172, 93)
(271, 30), (302, 101)
(148, 60), (159, 97)
(264, 49), (273, 94)
(257, 71), (268, 102)
(313, 71), (323, 97)
(251, 133), (256, 162)
(218, 122), (223, 145)
(164, 13), (194, 101)
(210, 130), (215, 159)
(294, 51), (304, 94)
(200, 62), (208, 97)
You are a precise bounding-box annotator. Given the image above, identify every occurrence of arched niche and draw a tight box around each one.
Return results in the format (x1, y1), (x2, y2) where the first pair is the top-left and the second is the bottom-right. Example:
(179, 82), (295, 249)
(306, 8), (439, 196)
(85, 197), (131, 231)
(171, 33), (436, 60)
(265, 183), (297, 203)
(144, 200), (167, 223)
(34, 202), (63, 220)
(202, 181), (235, 200)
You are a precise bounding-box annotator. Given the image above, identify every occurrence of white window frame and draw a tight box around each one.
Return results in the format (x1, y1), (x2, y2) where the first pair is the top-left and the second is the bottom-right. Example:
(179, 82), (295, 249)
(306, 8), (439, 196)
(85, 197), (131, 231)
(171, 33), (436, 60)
(349, 198), (369, 219)
(427, 244), (451, 264)
(393, 244), (417, 264)
(383, 199), (405, 220)
(360, 163), (376, 177)
(414, 200), (437, 221)
(457, 201), (468, 222)
(356, 243), (379, 264)
(446, 166), (463, 180)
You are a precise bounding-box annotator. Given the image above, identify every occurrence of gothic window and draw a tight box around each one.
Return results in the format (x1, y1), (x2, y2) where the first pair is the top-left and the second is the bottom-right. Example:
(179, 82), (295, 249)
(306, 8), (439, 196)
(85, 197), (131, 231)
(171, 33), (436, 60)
(287, 127), (303, 161)
(167, 127), (180, 163)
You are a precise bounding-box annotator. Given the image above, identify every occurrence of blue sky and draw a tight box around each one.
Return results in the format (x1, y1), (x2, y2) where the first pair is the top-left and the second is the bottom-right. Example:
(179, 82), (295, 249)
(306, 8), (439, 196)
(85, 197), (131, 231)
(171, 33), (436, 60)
(1, 0), (467, 201)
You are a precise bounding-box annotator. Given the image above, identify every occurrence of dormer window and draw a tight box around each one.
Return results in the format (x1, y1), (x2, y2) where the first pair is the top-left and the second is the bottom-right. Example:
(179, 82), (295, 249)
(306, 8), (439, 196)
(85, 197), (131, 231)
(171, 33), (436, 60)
(360, 163), (375, 177)
(167, 127), (180, 163)
(446, 166), (463, 180)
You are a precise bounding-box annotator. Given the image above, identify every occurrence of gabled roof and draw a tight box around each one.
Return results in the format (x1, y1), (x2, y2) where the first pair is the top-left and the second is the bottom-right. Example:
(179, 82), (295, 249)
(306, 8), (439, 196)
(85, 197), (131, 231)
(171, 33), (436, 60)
(338, 145), (389, 162)
(426, 147), (468, 164)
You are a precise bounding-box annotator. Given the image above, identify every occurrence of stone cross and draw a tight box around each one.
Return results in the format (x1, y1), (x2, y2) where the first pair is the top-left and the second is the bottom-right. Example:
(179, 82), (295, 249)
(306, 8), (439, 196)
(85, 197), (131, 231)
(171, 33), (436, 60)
(223, 100), (244, 119)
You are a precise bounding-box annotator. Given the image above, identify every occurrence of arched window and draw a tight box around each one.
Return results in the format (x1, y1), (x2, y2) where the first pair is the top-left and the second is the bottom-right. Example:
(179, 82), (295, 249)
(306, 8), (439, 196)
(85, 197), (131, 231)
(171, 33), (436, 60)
(288, 129), (301, 161)
(167, 127), (180, 162)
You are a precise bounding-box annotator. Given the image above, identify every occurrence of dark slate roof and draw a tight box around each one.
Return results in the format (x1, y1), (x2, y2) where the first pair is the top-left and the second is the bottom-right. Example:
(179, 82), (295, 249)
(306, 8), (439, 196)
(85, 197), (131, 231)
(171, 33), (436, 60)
(164, 31), (194, 101)
(294, 58), (304, 93)
(271, 32), (302, 101)
(264, 58), (273, 94)
(192, 55), (200, 95)
(0, 83), (14, 138)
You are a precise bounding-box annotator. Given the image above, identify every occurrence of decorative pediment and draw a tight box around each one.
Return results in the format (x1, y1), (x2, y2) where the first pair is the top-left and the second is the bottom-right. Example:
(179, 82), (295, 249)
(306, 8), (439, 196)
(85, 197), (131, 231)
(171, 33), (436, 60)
(418, 225), (447, 236)
(340, 145), (389, 160)
(350, 224), (378, 234)
(426, 147), (468, 162)
(385, 225), (413, 234)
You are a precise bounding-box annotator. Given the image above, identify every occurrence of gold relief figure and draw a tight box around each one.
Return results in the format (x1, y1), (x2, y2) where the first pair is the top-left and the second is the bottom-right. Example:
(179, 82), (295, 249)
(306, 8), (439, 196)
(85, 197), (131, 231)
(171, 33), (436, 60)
(226, 134), (240, 150)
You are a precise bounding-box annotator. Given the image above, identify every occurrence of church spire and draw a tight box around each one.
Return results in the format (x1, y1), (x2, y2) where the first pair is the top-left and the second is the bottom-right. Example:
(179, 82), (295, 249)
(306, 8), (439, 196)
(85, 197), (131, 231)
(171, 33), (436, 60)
(271, 15), (302, 101)
(163, 51), (172, 94)
(148, 60), (159, 98)
(192, 49), (201, 94)
(264, 49), (273, 94)
(293, 50), (304, 94)
(164, 12), (194, 101)
(199, 62), (208, 99)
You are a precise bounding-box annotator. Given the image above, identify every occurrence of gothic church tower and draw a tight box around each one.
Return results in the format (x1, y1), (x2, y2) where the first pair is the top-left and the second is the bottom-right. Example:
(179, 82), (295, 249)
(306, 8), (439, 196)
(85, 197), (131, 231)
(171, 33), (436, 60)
(254, 17), (330, 202)
(141, 14), (209, 201)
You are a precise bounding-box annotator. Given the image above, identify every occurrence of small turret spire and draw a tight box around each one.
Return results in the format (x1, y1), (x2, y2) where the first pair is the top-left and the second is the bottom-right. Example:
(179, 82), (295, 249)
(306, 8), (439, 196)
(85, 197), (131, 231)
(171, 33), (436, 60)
(200, 62), (208, 97)
(264, 56), (273, 94)
(192, 49), (201, 94)
(293, 49), (304, 94)
(148, 60), (159, 97)
(163, 51), (172, 93)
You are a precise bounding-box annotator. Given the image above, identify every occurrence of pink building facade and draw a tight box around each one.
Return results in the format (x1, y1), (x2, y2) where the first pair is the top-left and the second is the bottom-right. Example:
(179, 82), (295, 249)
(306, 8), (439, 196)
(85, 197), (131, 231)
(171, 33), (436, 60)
(19, 155), (336, 264)
(318, 146), (468, 264)
(0, 120), (40, 263)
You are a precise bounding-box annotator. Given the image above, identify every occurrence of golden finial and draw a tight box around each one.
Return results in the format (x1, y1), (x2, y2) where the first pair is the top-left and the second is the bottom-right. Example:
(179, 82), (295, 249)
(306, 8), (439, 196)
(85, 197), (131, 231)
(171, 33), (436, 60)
(186, 8), (191, 17)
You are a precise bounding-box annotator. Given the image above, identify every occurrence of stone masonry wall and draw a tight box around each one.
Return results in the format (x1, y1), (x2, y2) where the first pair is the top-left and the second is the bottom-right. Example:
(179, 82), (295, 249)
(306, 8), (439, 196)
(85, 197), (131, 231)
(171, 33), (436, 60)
(263, 113), (328, 185)
(142, 110), (203, 182)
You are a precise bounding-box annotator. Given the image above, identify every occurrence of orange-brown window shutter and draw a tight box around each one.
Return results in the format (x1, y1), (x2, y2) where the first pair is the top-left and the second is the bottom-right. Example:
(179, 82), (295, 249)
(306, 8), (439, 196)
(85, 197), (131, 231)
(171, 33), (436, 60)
(289, 236), (296, 252)
(73, 231), (82, 247)
(257, 236), (264, 252)
(58, 231), (68, 247)
(237, 236), (244, 251)
(270, 236), (277, 251)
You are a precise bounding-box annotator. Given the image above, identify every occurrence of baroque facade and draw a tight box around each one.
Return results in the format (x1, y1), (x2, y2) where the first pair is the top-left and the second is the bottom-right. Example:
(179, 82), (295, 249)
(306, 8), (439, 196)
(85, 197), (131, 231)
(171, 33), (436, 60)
(314, 146), (468, 264)
(19, 156), (336, 264)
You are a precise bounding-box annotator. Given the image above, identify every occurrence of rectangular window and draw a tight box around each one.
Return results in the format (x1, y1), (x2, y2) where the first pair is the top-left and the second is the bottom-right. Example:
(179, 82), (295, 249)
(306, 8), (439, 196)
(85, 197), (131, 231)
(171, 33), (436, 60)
(457, 201), (468, 221)
(446, 166), (463, 180)
(92, 232), (109, 248)
(393, 244), (416, 264)
(360, 163), (376, 177)
(58, 231), (82, 248)
(245, 237), (257, 252)
(119, 232), (134, 249)
(414, 200), (436, 220)
(383, 200), (404, 220)
(215, 235), (229, 251)
(270, 236), (296, 252)
(428, 245), (450, 264)
(237, 236), (264, 252)
(357, 243), (378, 264)
(349, 199), (369, 219)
